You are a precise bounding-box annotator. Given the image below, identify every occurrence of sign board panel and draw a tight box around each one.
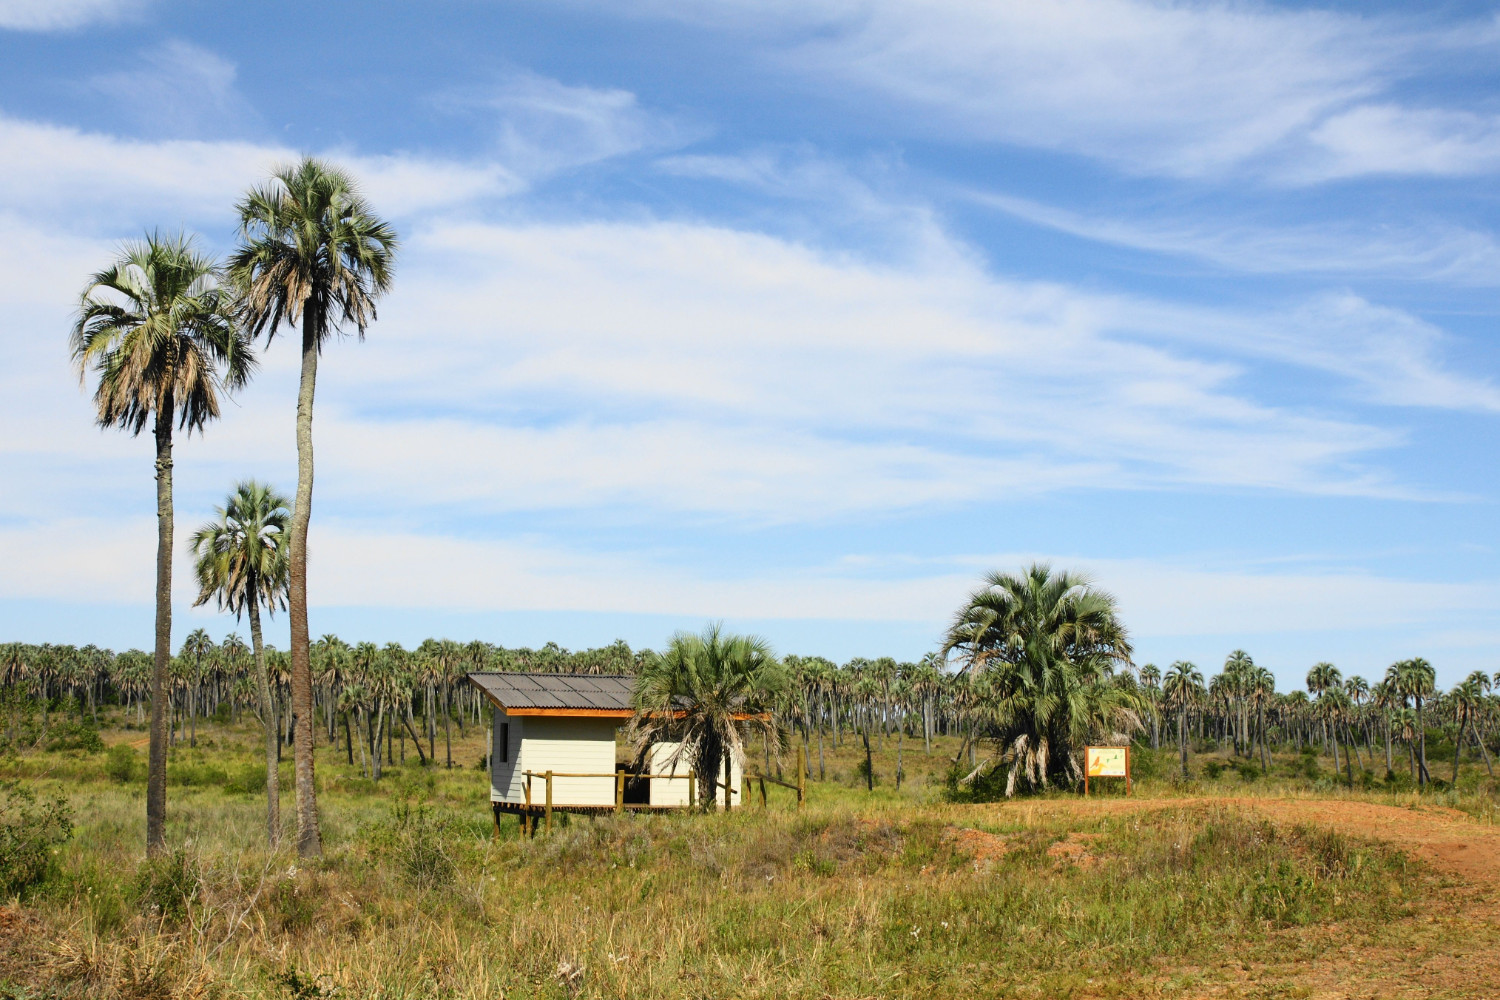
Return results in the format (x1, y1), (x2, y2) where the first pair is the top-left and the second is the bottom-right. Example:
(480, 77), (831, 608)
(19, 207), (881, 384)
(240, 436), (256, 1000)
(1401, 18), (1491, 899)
(1086, 746), (1128, 778)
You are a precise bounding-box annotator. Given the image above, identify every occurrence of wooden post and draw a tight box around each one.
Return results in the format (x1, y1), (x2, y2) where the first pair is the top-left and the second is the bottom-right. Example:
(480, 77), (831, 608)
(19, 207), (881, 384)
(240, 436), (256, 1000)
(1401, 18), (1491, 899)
(491, 801), (501, 841)
(797, 746), (806, 809)
(616, 769), (624, 814)
(723, 754), (731, 813)
(688, 770), (696, 811)
(759, 774), (767, 807)
(1084, 749), (1090, 798)
(1126, 746), (1132, 797)
(524, 771), (533, 835)
(544, 770), (553, 833)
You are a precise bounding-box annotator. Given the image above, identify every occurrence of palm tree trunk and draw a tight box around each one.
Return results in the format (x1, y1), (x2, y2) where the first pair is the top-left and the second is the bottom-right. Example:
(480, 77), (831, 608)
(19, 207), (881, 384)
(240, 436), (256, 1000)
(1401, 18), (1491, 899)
(443, 678), (453, 769)
(247, 582), (281, 849)
(818, 723), (825, 781)
(1453, 708), (1466, 784)
(1417, 702), (1430, 788)
(1470, 715), (1494, 776)
(288, 311), (322, 856)
(1178, 707), (1188, 779)
(1259, 706), (1269, 772)
(1384, 720), (1393, 775)
(863, 727), (874, 792)
(146, 405), (174, 857)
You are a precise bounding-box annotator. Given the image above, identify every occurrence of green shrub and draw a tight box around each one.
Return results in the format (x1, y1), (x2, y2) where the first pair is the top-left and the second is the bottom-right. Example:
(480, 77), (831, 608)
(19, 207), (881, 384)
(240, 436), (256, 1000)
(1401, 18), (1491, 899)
(105, 744), (139, 783)
(367, 805), (460, 890)
(132, 848), (199, 922)
(43, 718), (104, 754)
(167, 762), (229, 787)
(1128, 744), (1162, 781)
(0, 781), (73, 898)
(1203, 760), (1225, 780)
(223, 764), (268, 795)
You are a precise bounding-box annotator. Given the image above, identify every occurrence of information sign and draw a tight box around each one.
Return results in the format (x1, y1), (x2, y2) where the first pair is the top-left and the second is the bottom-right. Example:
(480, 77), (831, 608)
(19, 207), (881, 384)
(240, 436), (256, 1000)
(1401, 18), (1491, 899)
(1084, 746), (1131, 796)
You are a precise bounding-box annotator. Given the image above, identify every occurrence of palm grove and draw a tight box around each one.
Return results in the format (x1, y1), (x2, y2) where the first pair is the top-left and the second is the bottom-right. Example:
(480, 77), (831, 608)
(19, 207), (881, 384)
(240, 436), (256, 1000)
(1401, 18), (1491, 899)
(8, 554), (1499, 846)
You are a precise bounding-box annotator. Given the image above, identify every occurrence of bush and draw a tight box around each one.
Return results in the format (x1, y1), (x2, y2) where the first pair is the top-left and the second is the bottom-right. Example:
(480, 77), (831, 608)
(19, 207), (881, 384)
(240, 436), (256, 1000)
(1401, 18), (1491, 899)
(223, 764), (268, 795)
(43, 717), (104, 754)
(1129, 744), (1162, 781)
(1203, 760), (1226, 780)
(366, 805), (460, 890)
(105, 744), (139, 783)
(132, 848), (199, 922)
(0, 781), (73, 898)
(167, 762), (229, 787)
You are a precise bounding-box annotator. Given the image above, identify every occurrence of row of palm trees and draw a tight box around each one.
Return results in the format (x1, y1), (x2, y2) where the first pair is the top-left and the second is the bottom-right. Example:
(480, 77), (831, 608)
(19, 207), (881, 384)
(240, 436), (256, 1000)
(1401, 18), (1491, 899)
(70, 159), (397, 856)
(1151, 655), (1495, 786)
(8, 566), (1496, 822)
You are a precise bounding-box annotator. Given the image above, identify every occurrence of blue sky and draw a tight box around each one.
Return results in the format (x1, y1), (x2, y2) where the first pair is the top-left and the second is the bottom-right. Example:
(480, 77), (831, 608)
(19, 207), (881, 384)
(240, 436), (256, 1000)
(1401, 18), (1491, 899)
(2, 0), (1498, 689)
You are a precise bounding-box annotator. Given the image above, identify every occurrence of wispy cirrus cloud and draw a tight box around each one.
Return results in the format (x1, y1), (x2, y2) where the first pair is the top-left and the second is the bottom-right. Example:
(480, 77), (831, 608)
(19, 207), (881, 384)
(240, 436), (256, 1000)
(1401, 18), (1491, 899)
(609, 0), (1500, 183)
(85, 40), (258, 139)
(0, 0), (142, 31)
(964, 188), (1500, 286)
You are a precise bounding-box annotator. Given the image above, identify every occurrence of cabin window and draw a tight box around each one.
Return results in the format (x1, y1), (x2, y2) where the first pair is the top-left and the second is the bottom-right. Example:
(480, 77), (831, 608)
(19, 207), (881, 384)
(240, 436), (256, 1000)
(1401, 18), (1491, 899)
(498, 723), (510, 763)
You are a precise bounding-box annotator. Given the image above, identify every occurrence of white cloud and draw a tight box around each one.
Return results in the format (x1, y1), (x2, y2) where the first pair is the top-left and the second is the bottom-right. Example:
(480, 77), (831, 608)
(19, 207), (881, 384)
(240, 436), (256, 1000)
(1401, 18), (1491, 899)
(1299, 103), (1500, 181)
(4, 516), (1495, 680)
(0, 0), (140, 30)
(86, 40), (255, 138)
(967, 189), (1500, 286)
(615, 0), (1500, 181)
(0, 113), (520, 230)
(441, 71), (699, 182)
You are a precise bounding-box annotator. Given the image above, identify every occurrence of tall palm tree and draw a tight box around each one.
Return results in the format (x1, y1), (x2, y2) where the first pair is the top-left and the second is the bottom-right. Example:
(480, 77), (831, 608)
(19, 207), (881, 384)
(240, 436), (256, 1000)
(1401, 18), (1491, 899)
(629, 623), (785, 809)
(71, 233), (252, 855)
(189, 480), (291, 847)
(181, 628), (215, 747)
(942, 564), (1137, 796)
(1306, 662), (1341, 756)
(230, 159), (398, 857)
(1454, 672), (1494, 778)
(1392, 658), (1435, 788)
(1163, 661), (1204, 780)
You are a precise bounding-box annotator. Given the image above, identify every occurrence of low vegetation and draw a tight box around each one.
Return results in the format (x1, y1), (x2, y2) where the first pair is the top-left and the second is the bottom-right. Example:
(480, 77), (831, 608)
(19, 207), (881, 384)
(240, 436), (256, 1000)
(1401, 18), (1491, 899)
(2, 710), (1495, 1000)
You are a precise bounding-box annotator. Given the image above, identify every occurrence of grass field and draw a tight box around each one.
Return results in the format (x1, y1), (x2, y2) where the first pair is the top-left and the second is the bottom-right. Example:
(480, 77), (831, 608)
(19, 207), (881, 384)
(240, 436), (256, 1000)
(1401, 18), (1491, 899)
(2, 717), (1498, 999)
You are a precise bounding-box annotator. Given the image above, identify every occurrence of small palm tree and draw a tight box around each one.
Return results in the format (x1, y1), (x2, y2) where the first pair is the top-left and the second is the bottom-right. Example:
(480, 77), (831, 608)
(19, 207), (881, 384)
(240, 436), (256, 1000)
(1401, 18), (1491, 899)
(1163, 661), (1204, 780)
(230, 158), (398, 857)
(71, 232), (252, 855)
(189, 480), (291, 847)
(629, 624), (785, 810)
(942, 564), (1138, 796)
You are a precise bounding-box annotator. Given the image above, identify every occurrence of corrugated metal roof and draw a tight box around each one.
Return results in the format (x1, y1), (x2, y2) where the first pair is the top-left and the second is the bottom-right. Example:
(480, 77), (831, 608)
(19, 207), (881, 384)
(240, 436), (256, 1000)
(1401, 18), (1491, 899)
(467, 672), (639, 712)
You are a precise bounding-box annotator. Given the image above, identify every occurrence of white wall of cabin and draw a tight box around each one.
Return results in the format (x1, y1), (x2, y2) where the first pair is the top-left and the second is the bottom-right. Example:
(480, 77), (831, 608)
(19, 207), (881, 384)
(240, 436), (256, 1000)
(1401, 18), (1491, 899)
(491, 709), (620, 806)
(648, 741), (743, 808)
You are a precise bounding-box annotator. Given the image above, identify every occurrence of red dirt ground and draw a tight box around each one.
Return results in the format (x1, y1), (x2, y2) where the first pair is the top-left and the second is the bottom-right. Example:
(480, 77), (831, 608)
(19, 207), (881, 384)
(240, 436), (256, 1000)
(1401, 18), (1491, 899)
(977, 796), (1500, 999)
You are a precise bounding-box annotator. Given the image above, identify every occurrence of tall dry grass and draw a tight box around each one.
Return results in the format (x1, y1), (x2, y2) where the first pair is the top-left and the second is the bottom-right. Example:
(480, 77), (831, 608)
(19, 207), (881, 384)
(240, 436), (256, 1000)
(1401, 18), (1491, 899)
(0, 722), (1478, 999)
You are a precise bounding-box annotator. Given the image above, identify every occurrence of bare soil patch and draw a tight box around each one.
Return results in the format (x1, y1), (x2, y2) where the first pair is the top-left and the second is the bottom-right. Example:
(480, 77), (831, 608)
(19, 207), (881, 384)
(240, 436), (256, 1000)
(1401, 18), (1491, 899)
(971, 795), (1500, 998)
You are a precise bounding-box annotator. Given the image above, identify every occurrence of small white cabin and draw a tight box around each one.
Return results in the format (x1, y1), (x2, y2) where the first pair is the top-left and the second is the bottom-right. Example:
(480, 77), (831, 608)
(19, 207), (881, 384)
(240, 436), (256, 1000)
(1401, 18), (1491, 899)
(469, 671), (747, 816)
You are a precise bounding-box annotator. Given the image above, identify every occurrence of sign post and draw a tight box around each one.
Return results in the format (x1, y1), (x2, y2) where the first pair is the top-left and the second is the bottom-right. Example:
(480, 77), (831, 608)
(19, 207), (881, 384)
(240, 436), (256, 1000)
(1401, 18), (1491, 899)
(1085, 746), (1130, 797)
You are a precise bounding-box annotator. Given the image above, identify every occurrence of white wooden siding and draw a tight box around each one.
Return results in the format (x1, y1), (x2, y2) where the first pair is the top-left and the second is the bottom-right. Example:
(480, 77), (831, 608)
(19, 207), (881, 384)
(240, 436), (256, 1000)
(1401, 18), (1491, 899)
(648, 741), (743, 808)
(490, 711), (526, 802)
(491, 710), (620, 806)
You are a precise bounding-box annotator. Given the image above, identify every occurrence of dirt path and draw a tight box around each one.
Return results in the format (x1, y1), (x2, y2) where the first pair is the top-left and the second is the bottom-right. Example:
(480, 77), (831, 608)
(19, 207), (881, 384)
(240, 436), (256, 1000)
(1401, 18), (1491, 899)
(975, 795), (1500, 998)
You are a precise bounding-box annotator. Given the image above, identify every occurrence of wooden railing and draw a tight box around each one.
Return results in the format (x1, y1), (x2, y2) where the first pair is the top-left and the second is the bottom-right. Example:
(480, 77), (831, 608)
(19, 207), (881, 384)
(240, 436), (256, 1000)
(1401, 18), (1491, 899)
(508, 747), (808, 835)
